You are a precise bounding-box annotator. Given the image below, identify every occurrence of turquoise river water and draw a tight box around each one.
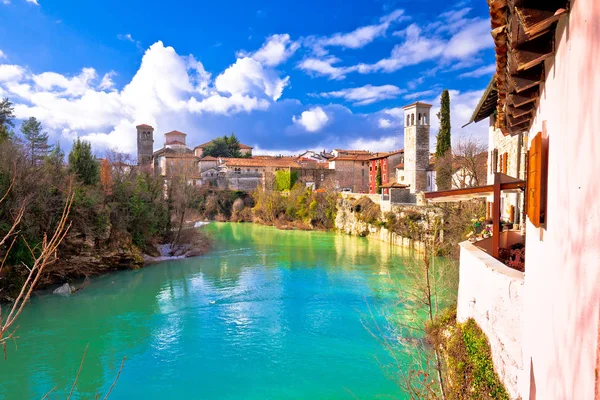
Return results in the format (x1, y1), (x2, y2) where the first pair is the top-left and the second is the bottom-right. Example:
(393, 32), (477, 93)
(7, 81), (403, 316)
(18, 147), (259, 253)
(0, 223), (435, 399)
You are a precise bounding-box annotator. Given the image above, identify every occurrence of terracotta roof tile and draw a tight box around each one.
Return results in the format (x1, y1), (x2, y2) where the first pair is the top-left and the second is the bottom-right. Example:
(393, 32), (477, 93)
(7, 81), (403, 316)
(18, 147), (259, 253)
(136, 124), (154, 129)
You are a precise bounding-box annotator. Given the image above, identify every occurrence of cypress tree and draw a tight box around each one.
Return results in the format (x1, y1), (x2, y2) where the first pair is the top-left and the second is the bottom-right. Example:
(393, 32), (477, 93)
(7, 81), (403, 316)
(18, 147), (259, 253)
(435, 90), (453, 189)
(436, 90), (451, 157)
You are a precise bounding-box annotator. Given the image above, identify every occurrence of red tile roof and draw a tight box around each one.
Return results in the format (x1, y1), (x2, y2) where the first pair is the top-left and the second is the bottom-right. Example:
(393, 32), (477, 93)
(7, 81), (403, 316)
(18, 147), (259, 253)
(136, 124), (154, 129)
(200, 156), (218, 161)
(166, 140), (186, 145)
(331, 154), (372, 161)
(368, 149), (404, 160)
(165, 130), (186, 136)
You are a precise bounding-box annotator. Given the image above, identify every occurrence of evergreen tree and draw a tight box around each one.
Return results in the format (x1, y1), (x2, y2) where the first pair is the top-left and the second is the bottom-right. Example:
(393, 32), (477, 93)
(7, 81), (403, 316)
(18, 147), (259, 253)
(45, 142), (65, 168)
(376, 163), (382, 194)
(226, 133), (242, 158)
(0, 98), (15, 141)
(203, 137), (232, 158)
(436, 90), (451, 157)
(435, 90), (453, 189)
(68, 138), (99, 185)
(21, 117), (52, 165)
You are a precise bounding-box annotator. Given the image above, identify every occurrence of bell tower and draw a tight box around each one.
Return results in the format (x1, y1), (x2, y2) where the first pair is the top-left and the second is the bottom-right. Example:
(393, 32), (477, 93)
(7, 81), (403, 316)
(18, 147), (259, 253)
(136, 124), (154, 167)
(403, 102), (432, 193)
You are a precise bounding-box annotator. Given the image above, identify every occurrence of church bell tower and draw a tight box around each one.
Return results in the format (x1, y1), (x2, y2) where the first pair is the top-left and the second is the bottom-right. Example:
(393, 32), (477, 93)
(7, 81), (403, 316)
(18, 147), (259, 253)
(403, 102), (432, 193)
(136, 124), (154, 167)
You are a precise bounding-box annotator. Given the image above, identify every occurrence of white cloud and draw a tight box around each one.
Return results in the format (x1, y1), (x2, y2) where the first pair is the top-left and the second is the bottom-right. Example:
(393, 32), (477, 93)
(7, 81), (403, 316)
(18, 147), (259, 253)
(459, 64), (496, 79)
(378, 118), (393, 129)
(403, 89), (436, 100)
(1, 41), (290, 153)
(248, 34), (299, 67)
(215, 57), (289, 101)
(297, 56), (356, 80)
(32, 67), (97, 96)
(117, 33), (135, 43)
(98, 71), (117, 90)
(305, 10), (494, 79)
(292, 106), (329, 132)
(1, 0), (10, 5)
(348, 135), (401, 152)
(0, 65), (25, 82)
(444, 20), (493, 59)
(318, 84), (403, 106)
(26, 0), (39, 4)
(0, 50), (5, 59)
(316, 9), (405, 50)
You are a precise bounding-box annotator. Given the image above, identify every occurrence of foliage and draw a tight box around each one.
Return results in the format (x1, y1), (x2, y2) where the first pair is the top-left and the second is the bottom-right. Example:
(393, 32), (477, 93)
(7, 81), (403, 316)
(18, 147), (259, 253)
(100, 158), (113, 195)
(20, 116), (52, 165)
(435, 152), (454, 192)
(251, 184), (338, 229)
(0, 98), (15, 141)
(376, 163), (382, 194)
(427, 309), (510, 400)
(436, 89), (452, 157)
(384, 210), (423, 240)
(438, 200), (486, 258)
(69, 138), (99, 185)
(275, 170), (298, 191)
(202, 133), (249, 158)
(436, 89), (452, 190)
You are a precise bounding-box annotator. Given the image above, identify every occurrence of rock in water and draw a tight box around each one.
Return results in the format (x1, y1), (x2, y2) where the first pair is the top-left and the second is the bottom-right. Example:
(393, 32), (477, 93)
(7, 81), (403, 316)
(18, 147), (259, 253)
(53, 282), (72, 295)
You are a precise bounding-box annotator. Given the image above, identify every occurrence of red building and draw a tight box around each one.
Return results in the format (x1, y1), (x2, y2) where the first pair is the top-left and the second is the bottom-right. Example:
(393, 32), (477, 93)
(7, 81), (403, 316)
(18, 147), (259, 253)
(368, 150), (404, 194)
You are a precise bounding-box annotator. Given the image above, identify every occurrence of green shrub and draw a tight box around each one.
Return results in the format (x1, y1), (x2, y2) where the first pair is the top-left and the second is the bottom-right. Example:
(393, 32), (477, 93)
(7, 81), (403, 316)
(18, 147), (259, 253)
(427, 309), (510, 400)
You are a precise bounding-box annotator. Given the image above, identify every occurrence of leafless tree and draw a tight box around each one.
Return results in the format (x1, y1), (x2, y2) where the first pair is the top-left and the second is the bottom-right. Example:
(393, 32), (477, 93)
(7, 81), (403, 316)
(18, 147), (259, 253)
(452, 135), (487, 189)
(362, 209), (458, 399)
(0, 170), (74, 358)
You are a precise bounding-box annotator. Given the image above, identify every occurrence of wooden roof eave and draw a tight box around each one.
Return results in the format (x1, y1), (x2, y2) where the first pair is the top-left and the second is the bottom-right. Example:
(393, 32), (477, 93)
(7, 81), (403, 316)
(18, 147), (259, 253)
(489, 0), (569, 136)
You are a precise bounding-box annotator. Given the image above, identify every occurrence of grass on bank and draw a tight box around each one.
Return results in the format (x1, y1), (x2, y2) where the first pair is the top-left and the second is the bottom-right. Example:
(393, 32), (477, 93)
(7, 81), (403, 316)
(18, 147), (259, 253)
(426, 308), (510, 400)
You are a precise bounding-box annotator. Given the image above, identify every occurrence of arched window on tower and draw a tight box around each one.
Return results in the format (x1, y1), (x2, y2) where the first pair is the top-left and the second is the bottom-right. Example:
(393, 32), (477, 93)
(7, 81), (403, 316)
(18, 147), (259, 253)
(423, 114), (428, 125)
(406, 115), (410, 126)
(411, 114), (415, 125)
(418, 113), (422, 124)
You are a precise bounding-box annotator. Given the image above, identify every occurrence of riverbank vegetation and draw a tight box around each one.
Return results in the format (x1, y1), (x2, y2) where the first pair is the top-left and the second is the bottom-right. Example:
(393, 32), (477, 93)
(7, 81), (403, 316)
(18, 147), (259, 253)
(0, 99), (209, 301)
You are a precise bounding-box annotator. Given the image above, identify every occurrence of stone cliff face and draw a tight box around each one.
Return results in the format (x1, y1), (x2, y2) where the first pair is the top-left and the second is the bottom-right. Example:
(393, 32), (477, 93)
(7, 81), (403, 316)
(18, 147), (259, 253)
(335, 197), (425, 250)
(44, 232), (144, 285)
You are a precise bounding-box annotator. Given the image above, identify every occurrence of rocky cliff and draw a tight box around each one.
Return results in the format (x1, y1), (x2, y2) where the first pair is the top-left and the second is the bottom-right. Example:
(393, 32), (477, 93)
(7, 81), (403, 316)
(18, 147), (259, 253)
(335, 196), (425, 251)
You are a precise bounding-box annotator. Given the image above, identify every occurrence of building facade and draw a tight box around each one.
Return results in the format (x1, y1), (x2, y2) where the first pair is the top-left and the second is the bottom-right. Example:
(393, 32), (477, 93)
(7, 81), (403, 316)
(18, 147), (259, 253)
(402, 102), (431, 194)
(368, 150), (404, 194)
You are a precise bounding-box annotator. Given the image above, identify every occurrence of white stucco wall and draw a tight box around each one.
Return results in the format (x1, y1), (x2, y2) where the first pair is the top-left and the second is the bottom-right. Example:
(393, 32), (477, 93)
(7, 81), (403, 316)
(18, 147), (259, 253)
(457, 241), (525, 399)
(519, 0), (600, 398)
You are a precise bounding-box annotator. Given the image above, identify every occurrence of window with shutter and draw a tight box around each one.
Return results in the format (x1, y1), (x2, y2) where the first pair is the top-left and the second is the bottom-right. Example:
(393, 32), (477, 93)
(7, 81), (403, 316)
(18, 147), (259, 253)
(527, 132), (546, 228)
(503, 152), (508, 174)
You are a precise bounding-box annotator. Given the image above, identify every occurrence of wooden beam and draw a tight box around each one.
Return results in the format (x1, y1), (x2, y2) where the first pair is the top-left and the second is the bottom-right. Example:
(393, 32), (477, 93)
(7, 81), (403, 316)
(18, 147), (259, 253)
(516, 7), (567, 37)
(508, 65), (544, 93)
(508, 114), (532, 126)
(508, 102), (536, 118)
(509, 88), (539, 108)
(513, 31), (554, 71)
(514, 48), (553, 71)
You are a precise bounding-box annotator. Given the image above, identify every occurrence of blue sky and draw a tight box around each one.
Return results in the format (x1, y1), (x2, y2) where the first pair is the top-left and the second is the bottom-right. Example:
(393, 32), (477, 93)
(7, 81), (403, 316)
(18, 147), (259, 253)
(0, 0), (495, 156)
